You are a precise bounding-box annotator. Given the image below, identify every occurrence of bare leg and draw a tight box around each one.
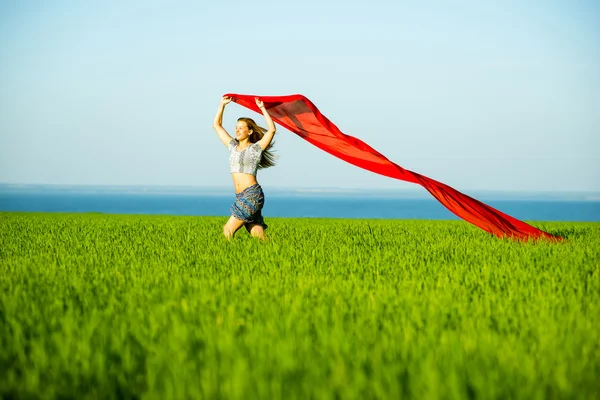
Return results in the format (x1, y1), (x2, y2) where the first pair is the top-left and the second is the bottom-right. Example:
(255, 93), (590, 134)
(245, 223), (265, 240)
(223, 216), (246, 240)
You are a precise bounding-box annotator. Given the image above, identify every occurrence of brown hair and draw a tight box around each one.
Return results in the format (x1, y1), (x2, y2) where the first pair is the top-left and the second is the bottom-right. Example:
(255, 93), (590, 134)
(237, 117), (277, 169)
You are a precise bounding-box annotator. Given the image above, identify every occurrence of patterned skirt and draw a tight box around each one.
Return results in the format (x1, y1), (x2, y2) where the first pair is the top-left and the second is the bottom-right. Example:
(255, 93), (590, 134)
(230, 184), (268, 229)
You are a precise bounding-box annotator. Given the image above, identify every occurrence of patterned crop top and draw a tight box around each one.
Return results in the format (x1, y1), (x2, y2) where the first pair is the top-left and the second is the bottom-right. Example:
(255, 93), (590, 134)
(228, 139), (263, 175)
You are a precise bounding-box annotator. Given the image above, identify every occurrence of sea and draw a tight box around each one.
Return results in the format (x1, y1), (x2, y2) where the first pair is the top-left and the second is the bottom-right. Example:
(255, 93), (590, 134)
(1, 184), (599, 222)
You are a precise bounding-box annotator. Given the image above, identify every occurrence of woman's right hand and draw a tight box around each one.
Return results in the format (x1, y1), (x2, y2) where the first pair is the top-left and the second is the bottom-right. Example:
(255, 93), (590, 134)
(221, 96), (233, 105)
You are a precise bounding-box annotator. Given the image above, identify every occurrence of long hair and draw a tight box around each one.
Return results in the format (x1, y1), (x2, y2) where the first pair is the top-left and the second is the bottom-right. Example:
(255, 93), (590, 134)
(238, 117), (277, 169)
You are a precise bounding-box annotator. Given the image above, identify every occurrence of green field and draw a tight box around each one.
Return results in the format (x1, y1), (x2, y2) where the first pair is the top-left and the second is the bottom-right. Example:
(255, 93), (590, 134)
(1, 212), (599, 399)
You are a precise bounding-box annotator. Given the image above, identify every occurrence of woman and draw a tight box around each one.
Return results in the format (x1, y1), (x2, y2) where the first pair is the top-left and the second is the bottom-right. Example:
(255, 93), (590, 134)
(213, 96), (277, 239)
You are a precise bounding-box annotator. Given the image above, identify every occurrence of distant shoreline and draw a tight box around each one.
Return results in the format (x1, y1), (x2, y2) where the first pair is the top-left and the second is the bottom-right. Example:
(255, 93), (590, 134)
(1, 183), (599, 202)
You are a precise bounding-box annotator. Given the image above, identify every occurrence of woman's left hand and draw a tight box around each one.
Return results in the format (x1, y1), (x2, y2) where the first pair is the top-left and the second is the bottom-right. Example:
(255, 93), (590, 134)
(255, 97), (265, 110)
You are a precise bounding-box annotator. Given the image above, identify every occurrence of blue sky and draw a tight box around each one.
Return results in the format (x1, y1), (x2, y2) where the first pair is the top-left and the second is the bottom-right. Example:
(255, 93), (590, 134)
(1, 0), (598, 192)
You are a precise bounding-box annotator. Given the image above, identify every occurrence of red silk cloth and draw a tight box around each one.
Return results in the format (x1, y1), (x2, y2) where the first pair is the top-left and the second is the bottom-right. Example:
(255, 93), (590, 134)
(225, 93), (559, 241)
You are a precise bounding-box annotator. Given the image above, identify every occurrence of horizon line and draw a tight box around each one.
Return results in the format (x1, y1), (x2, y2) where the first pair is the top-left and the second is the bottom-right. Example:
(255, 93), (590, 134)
(1, 182), (599, 195)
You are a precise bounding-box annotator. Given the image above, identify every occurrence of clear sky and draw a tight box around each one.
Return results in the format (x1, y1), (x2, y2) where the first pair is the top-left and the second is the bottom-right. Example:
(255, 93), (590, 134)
(1, 0), (598, 192)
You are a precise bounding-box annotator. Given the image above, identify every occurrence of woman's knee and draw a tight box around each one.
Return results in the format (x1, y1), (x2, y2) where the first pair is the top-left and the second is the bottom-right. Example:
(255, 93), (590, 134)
(249, 225), (265, 239)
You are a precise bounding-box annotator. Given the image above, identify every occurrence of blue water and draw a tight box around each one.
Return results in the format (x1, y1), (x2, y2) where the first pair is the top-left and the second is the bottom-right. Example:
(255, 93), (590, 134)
(1, 192), (599, 221)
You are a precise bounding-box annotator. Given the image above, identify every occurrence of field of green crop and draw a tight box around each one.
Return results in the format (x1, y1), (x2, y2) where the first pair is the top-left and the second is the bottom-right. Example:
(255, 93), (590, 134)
(1, 212), (599, 399)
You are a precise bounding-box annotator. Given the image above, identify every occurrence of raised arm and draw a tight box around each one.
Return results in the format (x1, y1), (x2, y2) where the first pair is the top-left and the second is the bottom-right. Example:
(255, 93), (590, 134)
(213, 96), (234, 147)
(255, 97), (276, 150)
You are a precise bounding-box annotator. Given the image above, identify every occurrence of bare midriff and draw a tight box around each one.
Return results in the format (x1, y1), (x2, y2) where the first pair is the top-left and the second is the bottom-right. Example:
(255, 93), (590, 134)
(232, 173), (258, 194)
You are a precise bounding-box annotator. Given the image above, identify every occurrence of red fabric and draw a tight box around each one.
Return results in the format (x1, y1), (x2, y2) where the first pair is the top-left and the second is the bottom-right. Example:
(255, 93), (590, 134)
(225, 93), (560, 241)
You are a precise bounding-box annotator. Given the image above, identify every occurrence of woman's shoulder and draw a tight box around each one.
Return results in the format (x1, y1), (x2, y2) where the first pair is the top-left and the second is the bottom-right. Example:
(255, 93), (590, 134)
(251, 142), (263, 152)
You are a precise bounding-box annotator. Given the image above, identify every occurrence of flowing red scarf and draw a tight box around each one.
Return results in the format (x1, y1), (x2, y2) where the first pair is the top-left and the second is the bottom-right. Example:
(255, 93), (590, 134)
(225, 93), (560, 241)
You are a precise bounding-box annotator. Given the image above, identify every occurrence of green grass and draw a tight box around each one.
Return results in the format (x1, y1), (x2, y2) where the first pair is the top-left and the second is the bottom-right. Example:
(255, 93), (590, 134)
(1, 212), (599, 399)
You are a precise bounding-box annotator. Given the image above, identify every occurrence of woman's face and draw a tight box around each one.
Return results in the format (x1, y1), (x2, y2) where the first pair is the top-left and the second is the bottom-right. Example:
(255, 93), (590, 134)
(235, 121), (252, 140)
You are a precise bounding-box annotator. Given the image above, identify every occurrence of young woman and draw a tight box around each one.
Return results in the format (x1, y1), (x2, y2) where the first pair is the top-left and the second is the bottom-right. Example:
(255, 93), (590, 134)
(213, 96), (277, 239)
